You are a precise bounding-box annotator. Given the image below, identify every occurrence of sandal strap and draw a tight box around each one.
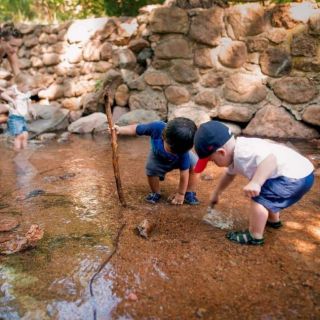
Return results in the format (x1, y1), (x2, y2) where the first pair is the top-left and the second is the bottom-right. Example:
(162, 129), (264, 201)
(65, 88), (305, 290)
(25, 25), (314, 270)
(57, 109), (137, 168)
(266, 220), (283, 229)
(226, 230), (264, 245)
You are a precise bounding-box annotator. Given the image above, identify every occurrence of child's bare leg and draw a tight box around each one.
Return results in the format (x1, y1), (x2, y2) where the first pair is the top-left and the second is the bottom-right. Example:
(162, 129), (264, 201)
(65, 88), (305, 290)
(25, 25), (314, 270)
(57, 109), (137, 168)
(186, 168), (198, 192)
(147, 176), (160, 194)
(21, 131), (28, 149)
(14, 135), (23, 150)
(249, 201), (268, 239)
(267, 211), (280, 223)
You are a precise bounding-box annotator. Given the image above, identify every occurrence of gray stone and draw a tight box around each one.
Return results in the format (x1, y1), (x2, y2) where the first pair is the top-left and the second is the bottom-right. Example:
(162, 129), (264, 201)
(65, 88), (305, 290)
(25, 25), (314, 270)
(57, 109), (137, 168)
(116, 109), (160, 126)
(154, 37), (192, 59)
(68, 112), (108, 133)
(112, 106), (130, 123)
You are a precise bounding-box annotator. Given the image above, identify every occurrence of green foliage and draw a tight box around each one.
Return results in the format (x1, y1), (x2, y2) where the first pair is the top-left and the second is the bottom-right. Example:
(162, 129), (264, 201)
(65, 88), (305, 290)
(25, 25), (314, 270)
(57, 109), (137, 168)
(104, 0), (165, 16)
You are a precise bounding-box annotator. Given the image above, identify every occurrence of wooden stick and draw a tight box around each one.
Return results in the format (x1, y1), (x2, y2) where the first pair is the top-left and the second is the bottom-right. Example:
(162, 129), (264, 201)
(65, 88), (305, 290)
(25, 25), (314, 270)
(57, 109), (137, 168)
(104, 86), (127, 207)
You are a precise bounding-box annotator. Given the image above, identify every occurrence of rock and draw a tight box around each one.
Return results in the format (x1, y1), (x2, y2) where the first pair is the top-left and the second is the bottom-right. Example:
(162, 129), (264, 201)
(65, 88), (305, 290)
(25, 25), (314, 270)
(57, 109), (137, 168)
(225, 4), (266, 39)
(218, 104), (255, 122)
(302, 104), (320, 126)
(115, 84), (130, 107)
(116, 109), (160, 126)
(293, 58), (320, 73)
(165, 85), (190, 105)
(0, 218), (19, 232)
(127, 75), (146, 91)
(194, 48), (214, 68)
(144, 71), (171, 86)
(149, 7), (189, 34)
(129, 88), (167, 118)
(272, 77), (318, 104)
(61, 97), (83, 111)
(43, 53), (60, 66)
(68, 112), (108, 133)
(243, 104), (319, 139)
(203, 207), (233, 230)
(189, 8), (224, 46)
(224, 73), (267, 104)
(38, 133), (57, 141)
(38, 84), (65, 100)
(266, 28), (287, 44)
(168, 104), (211, 127)
(83, 40), (101, 62)
(100, 42), (113, 60)
(309, 12), (320, 35)
(127, 292), (138, 301)
(170, 60), (199, 84)
(260, 47), (292, 77)
(137, 47), (154, 67)
(112, 106), (130, 123)
(128, 39), (150, 53)
(246, 37), (269, 52)
(218, 40), (247, 68)
(291, 33), (317, 57)
(200, 71), (225, 88)
(155, 36), (192, 59)
(65, 45), (83, 64)
(82, 91), (104, 114)
(194, 90), (219, 109)
(112, 48), (137, 70)
(136, 219), (155, 239)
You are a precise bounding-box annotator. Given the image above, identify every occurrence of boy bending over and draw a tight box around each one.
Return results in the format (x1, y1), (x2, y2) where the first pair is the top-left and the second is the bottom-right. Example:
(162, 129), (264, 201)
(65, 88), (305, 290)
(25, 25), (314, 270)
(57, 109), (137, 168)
(110, 117), (199, 205)
(194, 121), (314, 245)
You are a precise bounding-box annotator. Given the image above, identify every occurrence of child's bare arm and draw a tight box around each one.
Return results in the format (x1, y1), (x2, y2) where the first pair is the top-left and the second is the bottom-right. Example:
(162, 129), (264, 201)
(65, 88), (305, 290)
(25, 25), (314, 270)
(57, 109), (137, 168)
(0, 91), (15, 105)
(108, 124), (138, 136)
(243, 154), (277, 197)
(169, 169), (189, 205)
(210, 170), (235, 207)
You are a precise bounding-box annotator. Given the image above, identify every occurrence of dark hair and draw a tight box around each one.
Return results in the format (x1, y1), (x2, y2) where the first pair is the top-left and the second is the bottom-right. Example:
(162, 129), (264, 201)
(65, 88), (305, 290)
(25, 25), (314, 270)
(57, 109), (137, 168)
(0, 23), (22, 40)
(163, 117), (197, 154)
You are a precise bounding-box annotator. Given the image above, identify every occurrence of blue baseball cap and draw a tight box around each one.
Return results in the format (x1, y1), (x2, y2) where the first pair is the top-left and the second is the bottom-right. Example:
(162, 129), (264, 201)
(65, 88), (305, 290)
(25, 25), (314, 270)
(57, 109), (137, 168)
(194, 121), (233, 173)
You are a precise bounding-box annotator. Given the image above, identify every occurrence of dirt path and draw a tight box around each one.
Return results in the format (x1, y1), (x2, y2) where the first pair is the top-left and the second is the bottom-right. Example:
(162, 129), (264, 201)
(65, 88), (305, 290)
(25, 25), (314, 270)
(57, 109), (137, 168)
(109, 137), (320, 319)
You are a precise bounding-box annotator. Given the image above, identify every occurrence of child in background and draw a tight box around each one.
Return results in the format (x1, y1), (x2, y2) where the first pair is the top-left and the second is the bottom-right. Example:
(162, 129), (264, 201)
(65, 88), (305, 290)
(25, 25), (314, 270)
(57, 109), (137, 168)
(0, 84), (34, 150)
(110, 117), (200, 205)
(193, 120), (314, 245)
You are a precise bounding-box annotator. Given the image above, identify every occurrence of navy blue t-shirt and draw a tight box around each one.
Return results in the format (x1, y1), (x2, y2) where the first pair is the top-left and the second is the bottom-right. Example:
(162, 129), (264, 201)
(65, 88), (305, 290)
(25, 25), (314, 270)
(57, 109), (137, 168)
(136, 121), (190, 171)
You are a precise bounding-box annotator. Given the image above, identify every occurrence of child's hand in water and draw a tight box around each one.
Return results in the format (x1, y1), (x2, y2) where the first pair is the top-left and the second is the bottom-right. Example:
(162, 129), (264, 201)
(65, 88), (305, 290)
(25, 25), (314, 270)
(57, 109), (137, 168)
(168, 193), (184, 205)
(243, 181), (261, 197)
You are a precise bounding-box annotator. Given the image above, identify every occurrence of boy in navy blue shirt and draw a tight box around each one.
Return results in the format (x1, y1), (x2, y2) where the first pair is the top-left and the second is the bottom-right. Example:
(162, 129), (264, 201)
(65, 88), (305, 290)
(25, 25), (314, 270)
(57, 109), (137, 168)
(110, 117), (199, 205)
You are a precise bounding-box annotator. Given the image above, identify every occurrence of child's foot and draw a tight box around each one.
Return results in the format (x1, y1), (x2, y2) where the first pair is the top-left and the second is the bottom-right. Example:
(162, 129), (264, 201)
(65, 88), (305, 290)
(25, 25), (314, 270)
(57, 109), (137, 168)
(145, 192), (161, 204)
(184, 192), (200, 205)
(226, 230), (264, 245)
(266, 220), (283, 229)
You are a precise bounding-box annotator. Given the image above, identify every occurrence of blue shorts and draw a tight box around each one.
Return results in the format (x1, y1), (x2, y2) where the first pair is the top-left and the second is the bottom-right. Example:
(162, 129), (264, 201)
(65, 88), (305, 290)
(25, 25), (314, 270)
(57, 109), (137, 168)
(7, 114), (28, 136)
(146, 151), (198, 180)
(253, 172), (314, 213)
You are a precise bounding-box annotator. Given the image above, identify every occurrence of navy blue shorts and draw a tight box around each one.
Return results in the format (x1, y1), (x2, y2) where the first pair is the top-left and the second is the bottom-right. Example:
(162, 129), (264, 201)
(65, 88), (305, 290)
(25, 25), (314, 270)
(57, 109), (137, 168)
(253, 173), (314, 213)
(7, 114), (28, 136)
(146, 151), (198, 180)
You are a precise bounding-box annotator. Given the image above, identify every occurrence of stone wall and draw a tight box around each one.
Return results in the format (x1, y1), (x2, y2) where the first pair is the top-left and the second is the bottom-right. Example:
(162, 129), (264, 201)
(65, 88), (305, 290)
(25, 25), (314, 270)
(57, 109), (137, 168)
(1, 1), (320, 138)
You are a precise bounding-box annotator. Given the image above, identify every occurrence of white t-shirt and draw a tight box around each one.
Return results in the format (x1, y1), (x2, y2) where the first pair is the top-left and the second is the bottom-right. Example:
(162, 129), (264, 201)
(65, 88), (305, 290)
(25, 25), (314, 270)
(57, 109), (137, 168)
(8, 86), (31, 117)
(227, 137), (314, 180)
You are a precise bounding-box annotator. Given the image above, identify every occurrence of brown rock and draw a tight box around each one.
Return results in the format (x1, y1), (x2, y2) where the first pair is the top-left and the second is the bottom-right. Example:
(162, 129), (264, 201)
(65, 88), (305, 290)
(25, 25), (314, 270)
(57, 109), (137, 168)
(112, 48), (137, 70)
(218, 105), (255, 122)
(225, 4), (266, 39)
(218, 41), (247, 68)
(24, 35), (39, 48)
(115, 84), (130, 107)
(309, 12), (320, 35)
(246, 37), (269, 53)
(224, 73), (267, 104)
(38, 84), (64, 100)
(149, 7), (189, 34)
(194, 48), (214, 68)
(61, 97), (82, 111)
(291, 33), (317, 57)
(271, 4), (298, 29)
(100, 42), (113, 60)
(293, 58), (320, 73)
(194, 90), (219, 108)
(165, 85), (190, 105)
(272, 77), (318, 104)
(128, 39), (149, 53)
(136, 219), (155, 239)
(243, 104), (319, 139)
(260, 48), (292, 78)
(302, 104), (320, 126)
(266, 28), (287, 44)
(43, 53), (60, 66)
(200, 71), (225, 88)
(31, 56), (43, 68)
(170, 60), (199, 84)
(83, 40), (101, 62)
(189, 8), (224, 46)
(144, 71), (171, 86)
(154, 37), (192, 59)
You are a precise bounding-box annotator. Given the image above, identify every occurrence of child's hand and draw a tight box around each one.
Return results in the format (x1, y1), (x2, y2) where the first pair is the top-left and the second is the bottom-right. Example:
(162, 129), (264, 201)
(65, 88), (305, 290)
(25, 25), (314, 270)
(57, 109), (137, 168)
(107, 125), (120, 135)
(209, 192), (219, 208)
(168, 193), (184, 205)
(243, 181), (261, 198)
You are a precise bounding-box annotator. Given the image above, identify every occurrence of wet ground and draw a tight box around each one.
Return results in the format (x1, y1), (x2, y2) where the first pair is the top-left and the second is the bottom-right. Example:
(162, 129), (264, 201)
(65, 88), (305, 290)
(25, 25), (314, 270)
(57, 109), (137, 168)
(0, 133), (319, 319)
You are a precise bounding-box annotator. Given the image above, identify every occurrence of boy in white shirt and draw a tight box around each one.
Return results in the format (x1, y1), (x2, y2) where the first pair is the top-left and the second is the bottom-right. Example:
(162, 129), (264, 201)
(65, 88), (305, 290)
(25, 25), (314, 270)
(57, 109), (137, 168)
(0, 84), (33, 150)
(194, 121), (315, 245)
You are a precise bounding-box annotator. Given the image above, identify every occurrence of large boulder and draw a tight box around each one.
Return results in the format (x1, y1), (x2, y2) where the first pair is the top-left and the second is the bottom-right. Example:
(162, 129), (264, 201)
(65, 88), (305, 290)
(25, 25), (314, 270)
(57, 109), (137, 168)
(243, 104), (319, 139)
(154, 36), (192, 59)
(218, 104), (256, 122)
(68, 112), (108, 133)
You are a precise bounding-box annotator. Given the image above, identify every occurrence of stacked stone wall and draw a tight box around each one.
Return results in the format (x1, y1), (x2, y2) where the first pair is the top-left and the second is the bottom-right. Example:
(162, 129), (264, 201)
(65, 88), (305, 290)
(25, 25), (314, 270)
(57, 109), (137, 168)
(0, 1), (319, 138)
